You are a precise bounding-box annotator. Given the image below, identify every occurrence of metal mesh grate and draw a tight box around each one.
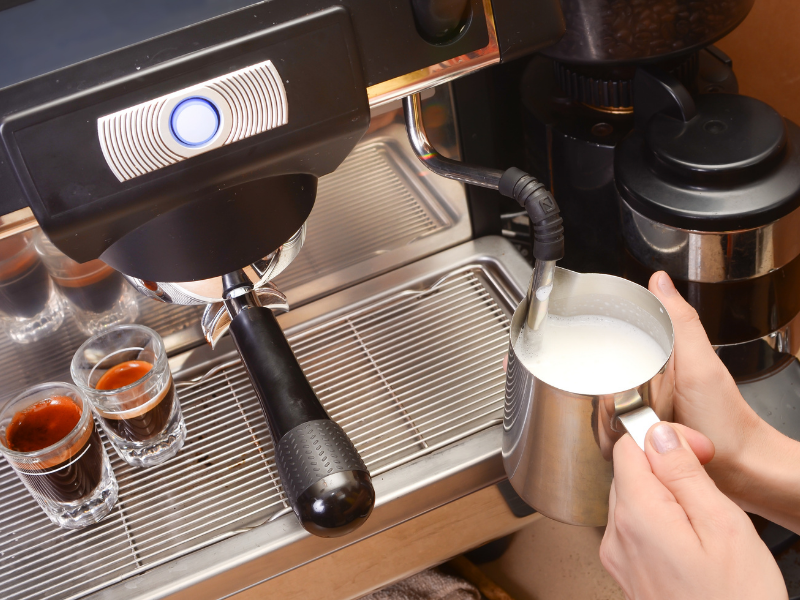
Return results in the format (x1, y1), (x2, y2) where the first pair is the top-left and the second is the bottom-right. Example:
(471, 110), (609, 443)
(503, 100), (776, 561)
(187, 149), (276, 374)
(0, 297), (202, 397)
(0, 266), (510, 600)
(274, 138), (451, 291)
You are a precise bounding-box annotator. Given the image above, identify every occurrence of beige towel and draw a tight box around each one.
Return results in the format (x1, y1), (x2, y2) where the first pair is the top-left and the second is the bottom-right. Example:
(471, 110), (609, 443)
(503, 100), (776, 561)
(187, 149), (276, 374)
(362, 568), (481, 600)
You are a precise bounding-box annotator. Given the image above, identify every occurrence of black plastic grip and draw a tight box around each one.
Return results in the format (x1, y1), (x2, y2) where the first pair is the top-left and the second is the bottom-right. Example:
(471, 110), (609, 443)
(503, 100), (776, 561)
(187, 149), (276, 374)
(228, 306), (374, 537)
(499, 167), (565, 262)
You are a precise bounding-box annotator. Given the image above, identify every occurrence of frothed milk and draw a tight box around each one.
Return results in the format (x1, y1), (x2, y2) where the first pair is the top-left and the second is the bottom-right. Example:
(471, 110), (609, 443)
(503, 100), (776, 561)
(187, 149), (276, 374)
(514, 314), (667, 395)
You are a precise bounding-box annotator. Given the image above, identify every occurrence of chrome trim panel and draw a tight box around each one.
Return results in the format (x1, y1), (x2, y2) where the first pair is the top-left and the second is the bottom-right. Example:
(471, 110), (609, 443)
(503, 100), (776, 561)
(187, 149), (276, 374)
(714, 308), (800, 359)
(366, 0), (500, 107)
(621, 200), (800, 282)
(97, 59), (288, 182)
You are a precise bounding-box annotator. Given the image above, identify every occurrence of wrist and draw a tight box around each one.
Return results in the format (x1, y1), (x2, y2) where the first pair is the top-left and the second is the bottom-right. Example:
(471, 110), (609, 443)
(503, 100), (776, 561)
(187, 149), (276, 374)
(716, 415), (774, 509)
(724, 416), (800, 529)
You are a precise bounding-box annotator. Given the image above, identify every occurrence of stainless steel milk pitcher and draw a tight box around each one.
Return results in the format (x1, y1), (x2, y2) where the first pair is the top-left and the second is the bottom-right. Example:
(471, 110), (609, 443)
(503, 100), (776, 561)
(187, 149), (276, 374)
(503, 268), (675, 526)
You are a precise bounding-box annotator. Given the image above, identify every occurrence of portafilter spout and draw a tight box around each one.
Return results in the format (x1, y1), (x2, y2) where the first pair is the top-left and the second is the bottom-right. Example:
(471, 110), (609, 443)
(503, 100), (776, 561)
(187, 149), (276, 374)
(402, 93), (564, 335)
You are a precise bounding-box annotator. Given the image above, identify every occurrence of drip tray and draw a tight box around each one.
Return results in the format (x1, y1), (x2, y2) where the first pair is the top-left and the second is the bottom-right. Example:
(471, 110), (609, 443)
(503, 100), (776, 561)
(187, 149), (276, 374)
(0, 238), (532, 600)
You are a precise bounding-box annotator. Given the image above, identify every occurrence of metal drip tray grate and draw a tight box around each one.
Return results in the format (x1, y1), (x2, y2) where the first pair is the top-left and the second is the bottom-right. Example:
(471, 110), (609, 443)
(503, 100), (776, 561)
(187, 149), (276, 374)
(0, 265), (511, 600)
(0, 298), (203, 398)
(274, 132), (457, 292)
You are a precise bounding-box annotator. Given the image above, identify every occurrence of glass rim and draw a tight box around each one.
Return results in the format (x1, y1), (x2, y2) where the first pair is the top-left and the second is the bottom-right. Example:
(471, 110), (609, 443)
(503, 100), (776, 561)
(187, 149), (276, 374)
(0, 381), (91, 460)
(0, 230), (36, 268)
(70, 324), (167, 397)
(48, 261), (112, 281)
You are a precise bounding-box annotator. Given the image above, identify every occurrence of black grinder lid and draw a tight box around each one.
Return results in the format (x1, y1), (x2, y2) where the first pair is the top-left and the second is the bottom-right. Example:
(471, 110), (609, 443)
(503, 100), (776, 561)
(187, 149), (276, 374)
(616, 93), (800, 232)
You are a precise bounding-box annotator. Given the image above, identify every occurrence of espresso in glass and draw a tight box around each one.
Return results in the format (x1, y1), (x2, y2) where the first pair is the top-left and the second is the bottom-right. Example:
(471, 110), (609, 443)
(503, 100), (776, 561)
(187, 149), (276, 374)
(72, 325), (186, 468)
(0, 231), (65, 343)
(35, 233), (138, 335)
(52, 262), (126, 314)
(0, 383), (118, 529)
(94, 360), (177, 443)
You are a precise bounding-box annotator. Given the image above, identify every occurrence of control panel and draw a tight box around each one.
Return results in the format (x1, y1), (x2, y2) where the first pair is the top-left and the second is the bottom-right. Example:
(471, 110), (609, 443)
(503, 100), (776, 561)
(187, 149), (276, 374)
(97, 59), (288, 182)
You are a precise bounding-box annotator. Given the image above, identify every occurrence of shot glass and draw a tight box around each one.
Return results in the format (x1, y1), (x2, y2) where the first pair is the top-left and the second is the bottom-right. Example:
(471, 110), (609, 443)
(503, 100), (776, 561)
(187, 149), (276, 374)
(0, 382), (118, 529)
(0, 230), (65, 343)
(35, 232), (138, 336)
(71, 325), (186, 468)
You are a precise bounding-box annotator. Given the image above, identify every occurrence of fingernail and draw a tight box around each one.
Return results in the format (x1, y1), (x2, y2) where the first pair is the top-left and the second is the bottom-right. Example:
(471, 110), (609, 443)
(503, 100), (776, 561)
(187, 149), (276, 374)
(657, 272), (677, 297)
(651, 423), (680, 454)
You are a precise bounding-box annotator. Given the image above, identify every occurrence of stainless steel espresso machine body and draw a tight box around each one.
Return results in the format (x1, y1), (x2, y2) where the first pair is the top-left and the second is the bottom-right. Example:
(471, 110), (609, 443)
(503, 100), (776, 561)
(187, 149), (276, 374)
(0, 0), (564, 566)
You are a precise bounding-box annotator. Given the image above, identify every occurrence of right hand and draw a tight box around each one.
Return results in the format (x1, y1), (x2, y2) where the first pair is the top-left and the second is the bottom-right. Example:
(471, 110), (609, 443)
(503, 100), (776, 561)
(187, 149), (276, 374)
(647, 271), (765, 497)
(601, 422), (787, 600)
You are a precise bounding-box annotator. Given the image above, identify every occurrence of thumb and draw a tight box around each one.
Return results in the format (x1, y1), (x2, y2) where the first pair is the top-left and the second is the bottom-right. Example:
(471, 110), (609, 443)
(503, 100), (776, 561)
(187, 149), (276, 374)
(644, 423), (724, 531)
(648, 272), (733, 396)
(648, 271), (714, 353)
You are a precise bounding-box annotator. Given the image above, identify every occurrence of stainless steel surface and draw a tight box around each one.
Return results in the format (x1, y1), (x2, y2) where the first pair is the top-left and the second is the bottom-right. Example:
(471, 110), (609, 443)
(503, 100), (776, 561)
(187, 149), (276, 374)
(621, 201), (800, 283)
(403, 92), (504, 189)
(125, 225), (306, 305)
(541, 0), (753, 66)
(0, 237), (532, 600)
(525, 259), (555, 333)
(202, 285), (288, 348)
(273, 123), (470, 305)
(366, 0), (499, 107)
(0, 295), (202, 400)
(618, 406), (661, 451)
(714, 308), (800, 361)
(503, 268), (675, 526)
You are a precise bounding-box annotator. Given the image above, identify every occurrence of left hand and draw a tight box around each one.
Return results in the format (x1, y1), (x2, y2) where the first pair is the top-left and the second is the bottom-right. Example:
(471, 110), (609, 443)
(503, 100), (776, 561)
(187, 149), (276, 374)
(600, 422), (786, 600)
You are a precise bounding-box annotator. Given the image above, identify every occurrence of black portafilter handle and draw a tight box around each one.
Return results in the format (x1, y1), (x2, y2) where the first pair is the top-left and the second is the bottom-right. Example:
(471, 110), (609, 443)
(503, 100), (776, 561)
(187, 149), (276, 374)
(222, 273), (375, 537)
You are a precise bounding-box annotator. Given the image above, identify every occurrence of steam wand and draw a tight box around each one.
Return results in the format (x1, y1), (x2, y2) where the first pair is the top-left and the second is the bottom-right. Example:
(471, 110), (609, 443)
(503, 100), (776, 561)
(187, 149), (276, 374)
(402, 93), (564, 335)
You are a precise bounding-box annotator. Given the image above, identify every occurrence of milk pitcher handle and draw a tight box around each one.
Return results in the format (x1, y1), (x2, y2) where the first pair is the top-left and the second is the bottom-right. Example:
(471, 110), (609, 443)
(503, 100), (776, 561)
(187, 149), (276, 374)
(617, 406), (661, 451)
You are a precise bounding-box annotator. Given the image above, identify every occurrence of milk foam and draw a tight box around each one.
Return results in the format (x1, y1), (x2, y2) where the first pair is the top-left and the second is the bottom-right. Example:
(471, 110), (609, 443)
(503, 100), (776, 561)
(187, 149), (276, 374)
(514, 314), (667, 395)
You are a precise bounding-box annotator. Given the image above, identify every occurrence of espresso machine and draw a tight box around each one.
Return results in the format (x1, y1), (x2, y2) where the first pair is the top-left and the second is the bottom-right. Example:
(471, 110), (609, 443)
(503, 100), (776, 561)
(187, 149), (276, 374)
(0, 0), (566, 543)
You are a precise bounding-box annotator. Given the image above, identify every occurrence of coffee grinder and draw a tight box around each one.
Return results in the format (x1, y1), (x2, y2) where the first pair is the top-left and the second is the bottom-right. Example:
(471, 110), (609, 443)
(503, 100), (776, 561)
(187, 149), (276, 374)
(520, 0), (800, 442)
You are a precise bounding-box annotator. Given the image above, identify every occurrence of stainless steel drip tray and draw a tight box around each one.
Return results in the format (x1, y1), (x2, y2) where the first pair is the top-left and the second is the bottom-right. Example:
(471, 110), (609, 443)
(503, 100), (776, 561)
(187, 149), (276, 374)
(0, 238), (533, 600)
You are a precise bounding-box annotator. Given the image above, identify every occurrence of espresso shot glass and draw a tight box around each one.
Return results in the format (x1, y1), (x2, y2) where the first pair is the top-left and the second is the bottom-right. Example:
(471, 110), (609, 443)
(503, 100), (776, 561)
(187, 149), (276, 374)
(0, 230), (66, 343)
(71, 325), (186, 468)
(0, 382), (118, 529)
(35, 233), (138, 336)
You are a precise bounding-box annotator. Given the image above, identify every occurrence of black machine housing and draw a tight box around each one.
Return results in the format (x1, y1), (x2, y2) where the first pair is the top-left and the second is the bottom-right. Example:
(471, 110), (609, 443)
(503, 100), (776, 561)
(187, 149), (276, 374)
(0, 0), (563, 283)
(0, 0), (565, 538)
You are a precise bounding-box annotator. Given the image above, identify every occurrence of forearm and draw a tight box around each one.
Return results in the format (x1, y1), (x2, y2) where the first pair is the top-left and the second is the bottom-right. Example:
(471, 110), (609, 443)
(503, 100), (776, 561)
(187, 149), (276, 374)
(727, 419), (800, 534)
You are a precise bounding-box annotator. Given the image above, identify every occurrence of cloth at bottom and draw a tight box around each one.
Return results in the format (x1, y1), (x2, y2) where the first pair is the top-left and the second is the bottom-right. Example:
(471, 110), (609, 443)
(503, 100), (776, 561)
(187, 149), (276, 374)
(361, 568), (480, 600)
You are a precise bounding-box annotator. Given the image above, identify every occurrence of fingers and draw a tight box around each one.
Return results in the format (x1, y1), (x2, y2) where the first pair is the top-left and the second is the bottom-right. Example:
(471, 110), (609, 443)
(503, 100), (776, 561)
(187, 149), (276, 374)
(644, 423), (729, 536)
(672, 423), (715, 465)
(607, 434), (698, 574)
(612, 433), (676, 506)
(502, 354), (508, 373)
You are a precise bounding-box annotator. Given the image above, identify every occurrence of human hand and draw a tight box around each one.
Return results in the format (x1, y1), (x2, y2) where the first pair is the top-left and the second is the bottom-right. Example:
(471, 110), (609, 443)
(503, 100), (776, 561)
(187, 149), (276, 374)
(647, 272), (764, 497)
(600, 422), (786, 600)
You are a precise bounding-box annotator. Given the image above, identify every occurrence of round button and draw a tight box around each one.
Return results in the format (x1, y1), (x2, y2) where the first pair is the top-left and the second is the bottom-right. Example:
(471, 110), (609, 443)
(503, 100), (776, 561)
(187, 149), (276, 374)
(170, 97), (220, 147)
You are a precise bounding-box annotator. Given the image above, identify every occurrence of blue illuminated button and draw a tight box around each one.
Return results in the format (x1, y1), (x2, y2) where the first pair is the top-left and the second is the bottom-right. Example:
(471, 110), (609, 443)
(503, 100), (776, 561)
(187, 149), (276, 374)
(170, 97), (220, 147)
